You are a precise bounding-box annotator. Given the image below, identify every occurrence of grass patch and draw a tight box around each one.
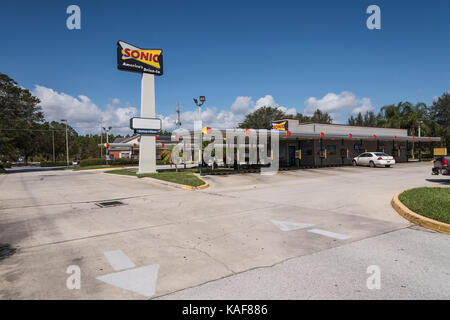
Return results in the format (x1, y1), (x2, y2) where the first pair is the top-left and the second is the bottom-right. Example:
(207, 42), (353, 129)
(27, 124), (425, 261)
(105, 169), (205, 187)
(399, 187), (450, 224)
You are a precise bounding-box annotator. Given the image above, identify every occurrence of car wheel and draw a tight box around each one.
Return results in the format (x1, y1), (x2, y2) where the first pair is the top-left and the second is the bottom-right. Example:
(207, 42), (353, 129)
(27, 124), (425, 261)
(385, 165), (390, 168)
(369, 161), (375, 168)
(352, 160), (357, 166)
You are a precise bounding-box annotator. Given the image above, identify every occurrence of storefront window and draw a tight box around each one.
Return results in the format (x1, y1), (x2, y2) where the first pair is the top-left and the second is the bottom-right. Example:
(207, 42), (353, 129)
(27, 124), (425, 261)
(301, 146), (312, 156)
(327, 145), (337, 155)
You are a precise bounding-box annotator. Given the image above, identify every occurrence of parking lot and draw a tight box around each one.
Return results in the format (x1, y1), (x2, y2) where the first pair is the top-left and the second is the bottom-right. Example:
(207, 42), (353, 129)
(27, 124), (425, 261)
(0, 162), (449, 299)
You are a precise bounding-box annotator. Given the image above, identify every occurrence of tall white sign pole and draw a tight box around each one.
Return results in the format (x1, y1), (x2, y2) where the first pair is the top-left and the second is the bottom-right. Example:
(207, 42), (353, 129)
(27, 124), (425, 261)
(138, 73), (157, 173)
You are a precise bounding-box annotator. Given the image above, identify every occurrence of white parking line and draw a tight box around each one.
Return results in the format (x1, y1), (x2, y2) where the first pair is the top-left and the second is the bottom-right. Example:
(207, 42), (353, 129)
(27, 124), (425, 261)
(104, 250), (136, 271)
(307, 228), (351, 240)
(271, 220), (315, 231)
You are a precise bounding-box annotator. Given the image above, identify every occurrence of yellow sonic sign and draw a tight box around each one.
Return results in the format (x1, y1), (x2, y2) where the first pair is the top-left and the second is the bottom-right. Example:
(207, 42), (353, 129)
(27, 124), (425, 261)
(272, 121), (287, 131)
(117, 41), (163, 75)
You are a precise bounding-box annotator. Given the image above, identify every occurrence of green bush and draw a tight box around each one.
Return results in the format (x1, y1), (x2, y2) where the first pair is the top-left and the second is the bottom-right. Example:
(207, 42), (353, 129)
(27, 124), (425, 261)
(0, 162), (11, 168)
(40, 161), (67, 167)
(80, 158), (107, 167)
(109, 158), (139, 166)
(79, 158), (139, 167)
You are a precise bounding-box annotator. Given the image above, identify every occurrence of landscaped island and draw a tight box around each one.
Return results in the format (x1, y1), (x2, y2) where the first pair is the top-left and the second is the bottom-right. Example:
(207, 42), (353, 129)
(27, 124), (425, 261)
(399, 187), (450, 224)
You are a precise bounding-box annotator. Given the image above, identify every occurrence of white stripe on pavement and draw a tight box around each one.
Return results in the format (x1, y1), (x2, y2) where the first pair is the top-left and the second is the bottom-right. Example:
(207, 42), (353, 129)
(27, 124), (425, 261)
(307, 228), (351, 240)
(271, 220), (315, 231)
(104, 250), (136, 271)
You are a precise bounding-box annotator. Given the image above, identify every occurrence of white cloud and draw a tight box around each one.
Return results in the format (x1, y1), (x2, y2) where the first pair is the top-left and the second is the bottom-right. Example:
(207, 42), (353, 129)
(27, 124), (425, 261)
(160, 95), (296, 130)
(32, 85), (138, 135)
(230, 96), (253, 114)
(252, 95), (296, 115)
(159, 107), (246, 131)
(304, 91), (374, 119)
(33, 86), (296, 134)
(351, 97), (374, 114)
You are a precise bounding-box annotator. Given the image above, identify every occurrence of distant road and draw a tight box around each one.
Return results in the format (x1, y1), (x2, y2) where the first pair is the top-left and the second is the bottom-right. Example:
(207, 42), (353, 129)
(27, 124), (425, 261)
(5, 166), (68, 173)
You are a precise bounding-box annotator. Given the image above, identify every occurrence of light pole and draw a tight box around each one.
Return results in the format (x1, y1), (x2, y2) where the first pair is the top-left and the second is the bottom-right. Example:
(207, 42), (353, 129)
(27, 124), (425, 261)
(61, 119), (69, 166)
(103, 126), (112, 161)
(418, 120), (423, 161)
(193, 96), (206, 176)
(100, 124), (103, 158)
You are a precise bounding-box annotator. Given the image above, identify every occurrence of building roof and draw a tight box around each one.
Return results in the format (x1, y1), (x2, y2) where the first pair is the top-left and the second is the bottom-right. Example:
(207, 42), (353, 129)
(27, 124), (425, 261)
(276, 120), (405, 131)
(113, 137), (130, 143)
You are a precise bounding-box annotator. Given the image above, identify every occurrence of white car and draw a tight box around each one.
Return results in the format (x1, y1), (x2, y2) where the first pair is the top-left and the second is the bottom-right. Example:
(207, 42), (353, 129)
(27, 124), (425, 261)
(352, 152), (395, 168)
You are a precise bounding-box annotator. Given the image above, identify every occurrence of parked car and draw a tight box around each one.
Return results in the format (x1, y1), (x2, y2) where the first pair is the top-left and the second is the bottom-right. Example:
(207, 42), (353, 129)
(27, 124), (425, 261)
(432, 156), (450, 175)
(352, 152), (395, 168)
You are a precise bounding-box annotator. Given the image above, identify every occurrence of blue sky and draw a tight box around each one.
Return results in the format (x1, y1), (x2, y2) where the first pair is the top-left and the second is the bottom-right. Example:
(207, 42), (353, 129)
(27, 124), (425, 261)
(1, 0), (449, 134)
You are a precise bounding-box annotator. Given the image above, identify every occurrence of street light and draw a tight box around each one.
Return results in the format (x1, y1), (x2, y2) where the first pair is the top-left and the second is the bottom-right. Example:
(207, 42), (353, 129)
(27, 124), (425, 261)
(61, 119), (69, 166)
(103, 126), (112, 161)
(193, 96), (206, 175)
(418, 120), (424, 161)
(100, 125), (103, 158)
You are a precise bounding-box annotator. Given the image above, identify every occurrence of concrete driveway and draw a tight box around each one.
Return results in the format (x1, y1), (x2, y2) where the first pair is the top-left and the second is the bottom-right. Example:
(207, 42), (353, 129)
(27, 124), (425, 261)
(0, 162), (448, 299)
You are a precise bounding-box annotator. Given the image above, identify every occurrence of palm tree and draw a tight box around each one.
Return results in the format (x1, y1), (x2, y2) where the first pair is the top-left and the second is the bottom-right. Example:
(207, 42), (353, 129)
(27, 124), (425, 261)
(380, 102), (403, 128)
(160, 145), (179, 171)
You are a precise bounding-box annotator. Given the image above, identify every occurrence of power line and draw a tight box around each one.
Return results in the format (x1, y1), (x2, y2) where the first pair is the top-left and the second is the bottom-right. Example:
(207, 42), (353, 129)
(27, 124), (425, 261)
(0, 128), (66, 132)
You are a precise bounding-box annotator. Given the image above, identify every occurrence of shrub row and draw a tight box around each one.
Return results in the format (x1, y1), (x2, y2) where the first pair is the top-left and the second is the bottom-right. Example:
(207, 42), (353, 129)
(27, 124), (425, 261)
(40, 161), (68, 167)
(109, 158), (139, 166)
(79, 158), (139, 167)
(79, 158), (106, 167)
(0, 162), (12, 168)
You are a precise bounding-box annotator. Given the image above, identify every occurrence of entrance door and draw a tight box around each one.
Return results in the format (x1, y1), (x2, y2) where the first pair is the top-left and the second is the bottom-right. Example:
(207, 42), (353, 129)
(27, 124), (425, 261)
(289, 146), (296, 166)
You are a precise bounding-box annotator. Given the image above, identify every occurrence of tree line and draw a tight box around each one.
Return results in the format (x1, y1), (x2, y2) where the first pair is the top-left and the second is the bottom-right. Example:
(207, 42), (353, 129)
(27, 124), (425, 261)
(0, 73), (132, 163)
(1, 72), (449, 164)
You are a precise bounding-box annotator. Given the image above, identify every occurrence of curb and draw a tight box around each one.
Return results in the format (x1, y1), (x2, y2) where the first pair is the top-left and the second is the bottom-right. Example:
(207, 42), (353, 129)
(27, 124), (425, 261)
(180, 173), (210, 191)
(391, 192), (450, 235)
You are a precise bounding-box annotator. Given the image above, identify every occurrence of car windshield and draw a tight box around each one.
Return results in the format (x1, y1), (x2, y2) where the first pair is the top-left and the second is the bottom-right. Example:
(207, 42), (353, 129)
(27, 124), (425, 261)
(374, 153), (389, 156)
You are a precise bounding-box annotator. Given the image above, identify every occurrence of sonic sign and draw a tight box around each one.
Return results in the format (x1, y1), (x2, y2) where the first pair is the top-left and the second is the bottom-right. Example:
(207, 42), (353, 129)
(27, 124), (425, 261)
(117, 41), (163, 75)
(116, 40), (163, 174)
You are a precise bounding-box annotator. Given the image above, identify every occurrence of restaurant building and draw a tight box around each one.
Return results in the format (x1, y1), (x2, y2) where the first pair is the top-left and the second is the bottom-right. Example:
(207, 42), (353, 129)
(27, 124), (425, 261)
(101, 120), (440, 167)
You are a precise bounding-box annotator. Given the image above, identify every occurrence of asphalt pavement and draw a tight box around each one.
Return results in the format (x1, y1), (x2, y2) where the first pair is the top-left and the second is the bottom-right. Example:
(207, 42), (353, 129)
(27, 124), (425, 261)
(0, 162), (448, 299)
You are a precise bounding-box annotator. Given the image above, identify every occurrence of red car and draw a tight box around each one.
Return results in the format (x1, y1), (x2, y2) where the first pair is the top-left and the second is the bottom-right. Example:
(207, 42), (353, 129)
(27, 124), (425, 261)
(432, 156), (450, 175)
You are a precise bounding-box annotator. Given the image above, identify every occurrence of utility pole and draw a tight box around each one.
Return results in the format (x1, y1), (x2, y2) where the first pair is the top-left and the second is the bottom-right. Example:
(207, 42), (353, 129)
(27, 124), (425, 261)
(103, 126), (112, 161)
(61, 119), (69, 166)
(52, 129), (55, 163)
(418, 120), (423, 161)
(100, 125), (103, 158)
(176, 102), (186, 169)
(176, 102), (181, 129)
